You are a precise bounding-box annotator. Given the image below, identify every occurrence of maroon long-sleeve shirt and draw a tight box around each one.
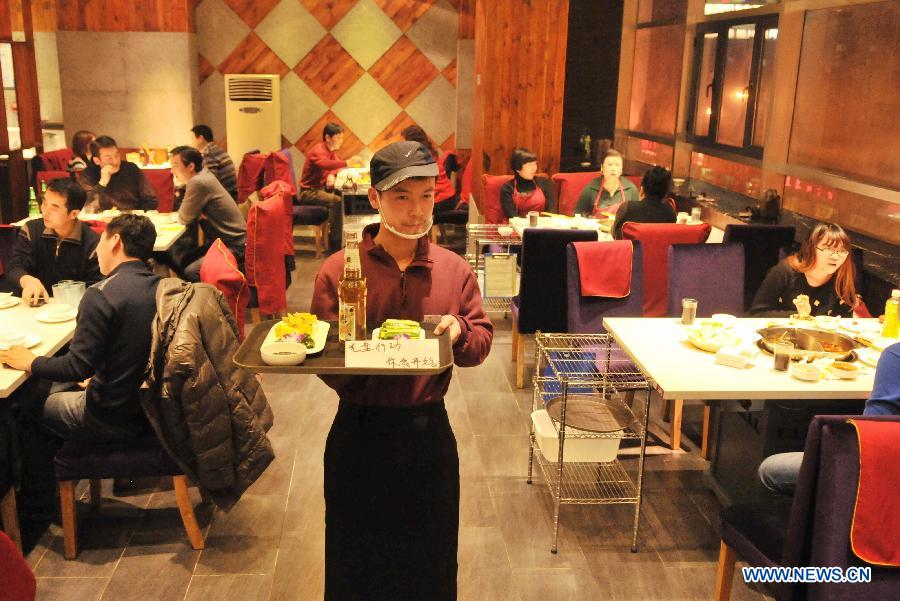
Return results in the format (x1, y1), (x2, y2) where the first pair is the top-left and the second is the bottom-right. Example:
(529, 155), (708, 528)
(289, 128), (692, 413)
(310, 224), (493, 407)
(299, 141), (347, 189)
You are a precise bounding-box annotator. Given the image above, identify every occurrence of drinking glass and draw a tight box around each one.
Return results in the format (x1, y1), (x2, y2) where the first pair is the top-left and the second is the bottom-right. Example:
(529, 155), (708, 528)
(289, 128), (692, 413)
(527, 211), (539, 227)
(676, 212), (689, 224)
(67, 281), (86, 308)
(681, 298), (698, 325)
(773, 341), (794, 371)
(691, 207), (702, 222)
(52, 282), (71, 304)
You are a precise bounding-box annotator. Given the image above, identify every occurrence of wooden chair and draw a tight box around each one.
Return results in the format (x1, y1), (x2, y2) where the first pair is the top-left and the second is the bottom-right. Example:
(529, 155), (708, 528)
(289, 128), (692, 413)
(716, 415), (900, 601)
(512, 228), (598, 388)
(54, 436), (205, 560)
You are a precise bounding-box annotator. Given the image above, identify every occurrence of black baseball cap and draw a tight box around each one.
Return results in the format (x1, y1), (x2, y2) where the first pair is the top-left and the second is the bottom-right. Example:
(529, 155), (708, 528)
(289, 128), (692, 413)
(370, 141), (438, 191)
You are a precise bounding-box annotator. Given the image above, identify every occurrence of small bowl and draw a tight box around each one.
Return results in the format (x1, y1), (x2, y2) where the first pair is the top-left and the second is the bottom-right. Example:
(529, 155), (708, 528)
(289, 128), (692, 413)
(790, 362), (821, 381)
(496, 226), (514, 237)
(829, 361), (859, 380)
(815, 315), (840, 331)
(260, 342), (307, 366)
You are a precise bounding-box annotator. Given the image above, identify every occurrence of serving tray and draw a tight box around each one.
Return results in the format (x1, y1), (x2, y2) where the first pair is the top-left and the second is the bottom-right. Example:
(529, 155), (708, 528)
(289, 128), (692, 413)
(233, 320), (453, 375)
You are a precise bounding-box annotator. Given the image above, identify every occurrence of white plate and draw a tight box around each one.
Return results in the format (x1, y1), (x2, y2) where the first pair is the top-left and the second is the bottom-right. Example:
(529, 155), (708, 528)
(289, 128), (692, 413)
(855, 347), (881, 368)
(0, 296), (20, 309)
(36, 308), (77, 323)
(264, 320), (329, 354)
(840, 319), (881, 335)
(0, 333), (41, 350)
(371, 327), (426, 341)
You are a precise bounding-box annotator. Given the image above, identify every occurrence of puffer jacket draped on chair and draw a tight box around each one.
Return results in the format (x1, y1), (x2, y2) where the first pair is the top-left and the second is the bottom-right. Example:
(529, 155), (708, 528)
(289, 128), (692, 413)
(143, 278), (275, 511)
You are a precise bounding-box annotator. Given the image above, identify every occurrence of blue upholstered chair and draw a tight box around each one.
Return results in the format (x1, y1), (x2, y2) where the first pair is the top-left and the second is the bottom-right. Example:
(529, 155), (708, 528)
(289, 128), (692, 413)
(512, 228), (598, 388)
(665, 242), (745, 455)
(54, 436), (205, 559)
(722, 224), (796, 311)
(715, 415), (900, 601)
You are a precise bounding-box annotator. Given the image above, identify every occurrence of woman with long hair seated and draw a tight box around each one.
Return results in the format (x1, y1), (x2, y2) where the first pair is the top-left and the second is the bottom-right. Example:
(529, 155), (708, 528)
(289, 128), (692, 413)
(67, 130), (95, 173)
(749, 222), (860, 317)
(611, 165), (676, 239)
(400, 125), (458, 213)
(499, 147), (555, 219)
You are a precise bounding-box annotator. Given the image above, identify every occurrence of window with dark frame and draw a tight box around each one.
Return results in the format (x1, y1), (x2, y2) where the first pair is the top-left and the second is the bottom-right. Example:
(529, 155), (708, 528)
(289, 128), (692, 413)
(687, 15), (778, 159)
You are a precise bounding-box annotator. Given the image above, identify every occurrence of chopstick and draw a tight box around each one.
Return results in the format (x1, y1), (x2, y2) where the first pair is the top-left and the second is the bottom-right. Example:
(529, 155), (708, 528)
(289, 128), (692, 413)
(855, 336), (886, 352)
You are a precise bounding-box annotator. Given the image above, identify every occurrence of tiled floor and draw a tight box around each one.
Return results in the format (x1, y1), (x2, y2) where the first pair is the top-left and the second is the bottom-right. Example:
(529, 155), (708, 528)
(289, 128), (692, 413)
(25, 254), (772, 601)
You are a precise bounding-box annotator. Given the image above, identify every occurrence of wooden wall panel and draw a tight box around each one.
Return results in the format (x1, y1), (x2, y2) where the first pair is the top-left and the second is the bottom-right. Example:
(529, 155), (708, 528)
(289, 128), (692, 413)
(471, 0), (569, 209)
(55, 0), (192, 32)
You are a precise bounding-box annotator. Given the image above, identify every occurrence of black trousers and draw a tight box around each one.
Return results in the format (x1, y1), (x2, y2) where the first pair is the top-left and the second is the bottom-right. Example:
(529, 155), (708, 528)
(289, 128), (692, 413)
(324, 400), (459, 601)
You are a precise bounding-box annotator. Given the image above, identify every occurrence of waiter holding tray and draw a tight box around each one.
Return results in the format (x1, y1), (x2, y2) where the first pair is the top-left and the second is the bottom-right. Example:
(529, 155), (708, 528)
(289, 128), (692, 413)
(310, 141), (493, 601)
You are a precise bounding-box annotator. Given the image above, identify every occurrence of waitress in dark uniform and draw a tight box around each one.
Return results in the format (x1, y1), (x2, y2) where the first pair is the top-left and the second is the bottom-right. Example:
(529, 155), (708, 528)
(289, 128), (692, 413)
(499, 147), (556, 221)
(574, 148), (640, 217)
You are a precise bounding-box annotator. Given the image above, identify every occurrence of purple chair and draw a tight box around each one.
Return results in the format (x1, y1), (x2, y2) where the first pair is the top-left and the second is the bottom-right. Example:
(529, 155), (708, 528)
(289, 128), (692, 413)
(667, 243), (745, 317)
(565, 241), (645, 333)
(512, 228), (598, 388)
(722, 224), (795, 311)
(715, 415), (900, 601)
(666, 242), (745, 455)
(54, 436), (205, 560)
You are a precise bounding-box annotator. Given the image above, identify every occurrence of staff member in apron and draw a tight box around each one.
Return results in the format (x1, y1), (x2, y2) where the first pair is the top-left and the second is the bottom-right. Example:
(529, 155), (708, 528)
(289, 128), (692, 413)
(310, 141), (493, 601)
(574, 149), (640, 217)
(499, 147), (556, 221)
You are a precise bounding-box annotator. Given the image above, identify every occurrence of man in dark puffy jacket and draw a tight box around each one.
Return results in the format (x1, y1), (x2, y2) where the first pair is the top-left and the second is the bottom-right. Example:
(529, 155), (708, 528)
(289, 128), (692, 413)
(0, 214), (159, 440)
(6, 177), (101, 306)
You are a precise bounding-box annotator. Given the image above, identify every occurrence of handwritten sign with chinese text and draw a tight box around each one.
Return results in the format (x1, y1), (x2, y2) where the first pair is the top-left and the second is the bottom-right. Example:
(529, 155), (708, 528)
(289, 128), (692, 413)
(344, 339), (441, 370)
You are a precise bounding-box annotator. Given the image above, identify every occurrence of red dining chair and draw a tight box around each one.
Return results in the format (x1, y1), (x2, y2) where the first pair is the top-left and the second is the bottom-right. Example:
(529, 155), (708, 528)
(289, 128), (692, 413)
(237, 152), (268, 203)
(143, 169), (175, 213)
(35, 148), (74, 172)
(621, 222), (711, 450)
(621, 222), (713, 317)
(245, 181), (293, 318)
(551, 171), (601, 216)
(481, 174), (513, 224)
(35, 170), (71, 197)
(84, 220), (108, 234)
(0, 530), (35, 600)
(200, 239), (250, 339)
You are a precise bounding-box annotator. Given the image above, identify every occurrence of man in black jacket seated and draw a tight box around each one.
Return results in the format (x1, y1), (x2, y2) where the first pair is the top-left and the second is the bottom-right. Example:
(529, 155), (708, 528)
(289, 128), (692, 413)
(6, 177), (101, 306)
(0, 214), (160, 441)
(611, 165), (677, 240)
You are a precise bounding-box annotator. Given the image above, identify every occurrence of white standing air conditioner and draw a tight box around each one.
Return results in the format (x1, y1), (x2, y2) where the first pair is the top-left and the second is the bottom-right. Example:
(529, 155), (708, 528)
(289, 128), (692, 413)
(224, 74), (281, 165)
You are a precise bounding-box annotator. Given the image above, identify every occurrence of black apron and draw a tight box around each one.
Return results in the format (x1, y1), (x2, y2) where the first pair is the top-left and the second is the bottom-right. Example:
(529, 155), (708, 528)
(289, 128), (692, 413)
(324, 399), (459, 601)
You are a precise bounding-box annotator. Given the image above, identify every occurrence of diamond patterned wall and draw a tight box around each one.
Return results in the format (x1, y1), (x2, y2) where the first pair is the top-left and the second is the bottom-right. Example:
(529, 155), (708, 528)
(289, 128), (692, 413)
(195, 0), (461, 182)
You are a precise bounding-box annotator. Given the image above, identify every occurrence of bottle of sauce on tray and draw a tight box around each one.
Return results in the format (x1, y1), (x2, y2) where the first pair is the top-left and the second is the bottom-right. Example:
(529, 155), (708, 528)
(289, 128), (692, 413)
(339, 234), (366, 341)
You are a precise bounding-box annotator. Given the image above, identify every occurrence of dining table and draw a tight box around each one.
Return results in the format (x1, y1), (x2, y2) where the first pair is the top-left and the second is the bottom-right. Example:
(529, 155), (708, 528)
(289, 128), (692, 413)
(12, 210), (186, 252)
(0, 299), (78, 398)
(602, 316), (888, 502)
(509, 215), (725, 242)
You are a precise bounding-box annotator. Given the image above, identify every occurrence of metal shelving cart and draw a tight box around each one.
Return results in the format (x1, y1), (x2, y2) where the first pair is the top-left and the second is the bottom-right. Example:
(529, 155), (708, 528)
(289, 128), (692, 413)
(465, 224), (522, 314)
(527, 332), (651, 553)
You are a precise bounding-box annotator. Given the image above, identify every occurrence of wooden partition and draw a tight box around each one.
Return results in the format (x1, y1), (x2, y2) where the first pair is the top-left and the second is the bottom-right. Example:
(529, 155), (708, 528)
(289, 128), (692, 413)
(470, 0), (570, 211)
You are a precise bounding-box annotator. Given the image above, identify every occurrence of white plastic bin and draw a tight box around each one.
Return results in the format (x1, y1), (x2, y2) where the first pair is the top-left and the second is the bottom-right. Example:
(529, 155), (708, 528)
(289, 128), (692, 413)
(531, 409), (622, 463)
